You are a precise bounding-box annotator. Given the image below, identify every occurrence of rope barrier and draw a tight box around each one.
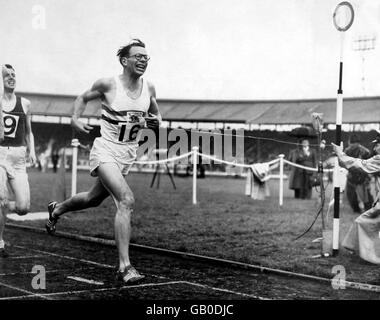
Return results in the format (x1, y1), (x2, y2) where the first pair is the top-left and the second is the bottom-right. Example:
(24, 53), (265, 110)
(198, 152), (280, 169)
(67, 139), (337, 178)
(197, 153), (251, 168)
(134, 151), (193, 165)
(179, 127), (331, 149)
(283, 159), (334, 173)
(133, 151), (331, 174)
(133, 150), (280, 169)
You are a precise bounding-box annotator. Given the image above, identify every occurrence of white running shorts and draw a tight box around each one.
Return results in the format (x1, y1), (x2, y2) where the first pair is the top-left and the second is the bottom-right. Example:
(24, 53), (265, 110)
(89, 137), (137, 177)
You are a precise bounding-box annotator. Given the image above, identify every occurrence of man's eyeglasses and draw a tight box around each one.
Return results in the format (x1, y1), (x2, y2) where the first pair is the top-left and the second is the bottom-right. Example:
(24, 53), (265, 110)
(128, 54), (150, 62)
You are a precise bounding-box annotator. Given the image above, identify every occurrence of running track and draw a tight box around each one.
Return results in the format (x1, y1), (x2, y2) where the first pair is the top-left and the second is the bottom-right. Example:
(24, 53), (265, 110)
(0, 226), (379, 300)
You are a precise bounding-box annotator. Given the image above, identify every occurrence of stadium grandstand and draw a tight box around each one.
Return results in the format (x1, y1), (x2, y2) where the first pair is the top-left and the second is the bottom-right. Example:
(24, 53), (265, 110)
(21, 91), (380, 173)
(21, 91), (380, 129)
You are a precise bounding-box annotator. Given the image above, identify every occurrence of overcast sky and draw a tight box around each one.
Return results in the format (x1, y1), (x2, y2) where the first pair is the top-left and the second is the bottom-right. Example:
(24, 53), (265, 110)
(1, 0), (380, 100)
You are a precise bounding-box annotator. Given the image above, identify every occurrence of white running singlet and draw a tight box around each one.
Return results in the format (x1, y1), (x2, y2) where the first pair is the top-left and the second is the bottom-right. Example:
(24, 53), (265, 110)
(100, 76), (150, 145)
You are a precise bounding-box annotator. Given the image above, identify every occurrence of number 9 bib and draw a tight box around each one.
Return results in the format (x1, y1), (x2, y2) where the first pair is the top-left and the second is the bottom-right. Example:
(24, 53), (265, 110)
(3, 114), (20, 138)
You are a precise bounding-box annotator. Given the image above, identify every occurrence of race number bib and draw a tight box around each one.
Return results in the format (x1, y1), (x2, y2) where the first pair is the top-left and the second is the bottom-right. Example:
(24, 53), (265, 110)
(3, 114), (20, 138)
(118, 111), (145, 143)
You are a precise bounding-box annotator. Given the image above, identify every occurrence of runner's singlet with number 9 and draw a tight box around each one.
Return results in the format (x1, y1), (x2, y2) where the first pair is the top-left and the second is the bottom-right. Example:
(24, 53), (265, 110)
(1, 96), (27, 147)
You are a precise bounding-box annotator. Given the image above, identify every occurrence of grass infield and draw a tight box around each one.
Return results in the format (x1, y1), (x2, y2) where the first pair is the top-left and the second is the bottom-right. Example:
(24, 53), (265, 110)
(11, 168), (380, 285)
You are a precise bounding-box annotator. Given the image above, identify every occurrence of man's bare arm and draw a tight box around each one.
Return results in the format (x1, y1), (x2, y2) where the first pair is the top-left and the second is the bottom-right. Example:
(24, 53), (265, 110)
(332, 142), (380, 174)
(71, 78), (111, 134)
(23, 99), (36, 164)
(145, 82), (162, 129)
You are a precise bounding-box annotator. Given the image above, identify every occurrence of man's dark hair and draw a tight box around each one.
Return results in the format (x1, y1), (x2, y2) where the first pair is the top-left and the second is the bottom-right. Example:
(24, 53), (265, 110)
(116, 39), (146, 65)
(349, 134), (360, 144)
(4, 64), (14, 71)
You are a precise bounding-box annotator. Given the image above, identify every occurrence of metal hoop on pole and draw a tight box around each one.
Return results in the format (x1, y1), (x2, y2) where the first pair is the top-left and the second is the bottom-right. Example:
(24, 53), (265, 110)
(333, 2), (354, 32)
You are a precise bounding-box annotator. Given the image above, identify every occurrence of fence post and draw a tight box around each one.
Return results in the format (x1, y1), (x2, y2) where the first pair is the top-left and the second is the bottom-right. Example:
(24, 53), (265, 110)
(71, 138), (80, 197)
(245, 167), (252, 196)
(192, 146), (198, 205)
(279, 154), (285, 206)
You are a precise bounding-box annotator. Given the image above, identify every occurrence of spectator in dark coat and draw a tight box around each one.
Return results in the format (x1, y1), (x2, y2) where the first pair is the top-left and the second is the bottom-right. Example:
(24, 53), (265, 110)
(51, 149), (60, 173)
(288, 139), (317, 199)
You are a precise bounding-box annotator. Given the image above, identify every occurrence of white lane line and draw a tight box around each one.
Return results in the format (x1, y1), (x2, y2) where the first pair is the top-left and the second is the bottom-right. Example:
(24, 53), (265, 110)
(13, 245), (167, 279)
(181, 281), (268, 300)
(0, 279), (266, 300)
(14, 245), (116, 269)
(7, 255), (44, 260)
(0, 281), (185, 300)
(67, 276), (104, 286)
(0, 269), (73, 277)
(7, 212), (48, 221)
(0, 280), (52, 300)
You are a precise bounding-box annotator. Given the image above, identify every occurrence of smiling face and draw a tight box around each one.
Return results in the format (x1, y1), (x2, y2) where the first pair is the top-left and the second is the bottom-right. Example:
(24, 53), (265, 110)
(122, 46), (149, 77)
(2, 65), (16, 92)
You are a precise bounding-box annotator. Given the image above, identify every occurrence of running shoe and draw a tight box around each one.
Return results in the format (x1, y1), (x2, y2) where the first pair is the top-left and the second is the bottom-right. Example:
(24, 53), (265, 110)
(46, 201), (59, 235)
(116, 265), (145, 284)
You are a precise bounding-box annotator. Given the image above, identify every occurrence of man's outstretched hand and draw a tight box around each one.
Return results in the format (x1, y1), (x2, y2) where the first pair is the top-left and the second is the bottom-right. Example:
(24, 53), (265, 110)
(71, 117), (94, 134)
(331, 142), (343, 156)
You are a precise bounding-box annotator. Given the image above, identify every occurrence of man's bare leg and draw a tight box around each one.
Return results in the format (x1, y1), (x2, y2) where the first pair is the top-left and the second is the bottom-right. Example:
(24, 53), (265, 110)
(97, 163), (132, 268)
(96, 163), (143, 282)
(7, 173), (30, 216)
(0, 208), (4, 240)
(0, 204), (9, 257)
(46, 178), (109, 234)
(0, 173), (30, 256)
(51, 178), (109, 217)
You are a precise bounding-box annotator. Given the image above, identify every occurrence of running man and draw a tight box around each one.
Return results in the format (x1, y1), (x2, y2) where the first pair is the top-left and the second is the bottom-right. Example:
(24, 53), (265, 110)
(46, 39), (161, 283)
(0, 64), (37, 257)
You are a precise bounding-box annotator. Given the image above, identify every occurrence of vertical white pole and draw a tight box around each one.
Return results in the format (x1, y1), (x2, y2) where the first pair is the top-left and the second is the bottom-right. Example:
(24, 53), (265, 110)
(331, 1), (354, 256)
(192, 146), (198, 205)
(279, 154), (284, 206)
(332, 31), (345, 256)
(71, 138), (80, 197)
(245, 167), (252, 196)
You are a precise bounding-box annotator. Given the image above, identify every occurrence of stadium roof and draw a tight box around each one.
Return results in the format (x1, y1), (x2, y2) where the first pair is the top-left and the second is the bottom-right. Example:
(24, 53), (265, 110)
(19, 91), (380, 125)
